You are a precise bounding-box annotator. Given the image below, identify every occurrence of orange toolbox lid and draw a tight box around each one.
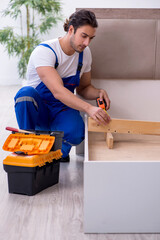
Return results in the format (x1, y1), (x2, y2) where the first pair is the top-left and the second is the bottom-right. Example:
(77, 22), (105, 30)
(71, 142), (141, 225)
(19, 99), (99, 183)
(3, 133), (55, 155)
(3, 150), (62, 167)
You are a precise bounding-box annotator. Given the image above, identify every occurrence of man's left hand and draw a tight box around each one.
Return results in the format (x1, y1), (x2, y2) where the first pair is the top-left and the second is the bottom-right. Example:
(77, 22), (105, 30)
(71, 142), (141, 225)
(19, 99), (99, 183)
(99, 89), (111, 110)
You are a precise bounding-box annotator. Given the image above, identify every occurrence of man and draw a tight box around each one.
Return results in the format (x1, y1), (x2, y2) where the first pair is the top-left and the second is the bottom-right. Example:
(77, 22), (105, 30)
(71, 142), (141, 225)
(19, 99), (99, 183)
(14, 9), (111, 162)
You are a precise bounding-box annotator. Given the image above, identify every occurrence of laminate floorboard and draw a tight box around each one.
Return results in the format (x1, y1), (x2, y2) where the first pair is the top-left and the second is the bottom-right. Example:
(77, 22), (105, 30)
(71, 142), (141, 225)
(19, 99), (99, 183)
(0, 86), (159, 240)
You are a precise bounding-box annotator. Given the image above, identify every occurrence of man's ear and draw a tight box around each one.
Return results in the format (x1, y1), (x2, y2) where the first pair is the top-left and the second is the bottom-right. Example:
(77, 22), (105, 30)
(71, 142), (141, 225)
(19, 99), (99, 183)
(68, 25), (74, 34)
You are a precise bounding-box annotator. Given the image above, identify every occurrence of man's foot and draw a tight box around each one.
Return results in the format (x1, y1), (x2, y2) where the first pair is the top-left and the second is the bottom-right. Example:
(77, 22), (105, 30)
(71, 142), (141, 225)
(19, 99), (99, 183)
(60, 155), (70, 162)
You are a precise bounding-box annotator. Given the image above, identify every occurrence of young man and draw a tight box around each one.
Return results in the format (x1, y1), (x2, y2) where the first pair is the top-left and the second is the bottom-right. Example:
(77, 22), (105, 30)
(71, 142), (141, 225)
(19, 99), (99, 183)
(14, 9), (111, 162)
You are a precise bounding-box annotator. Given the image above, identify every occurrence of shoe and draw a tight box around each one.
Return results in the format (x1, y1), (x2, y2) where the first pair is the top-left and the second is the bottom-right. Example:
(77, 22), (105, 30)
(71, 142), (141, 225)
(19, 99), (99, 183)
(60, 155), (70, 162)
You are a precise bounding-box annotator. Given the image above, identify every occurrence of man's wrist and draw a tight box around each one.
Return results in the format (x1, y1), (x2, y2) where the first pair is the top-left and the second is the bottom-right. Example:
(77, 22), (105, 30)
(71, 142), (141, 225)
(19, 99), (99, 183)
(83, 102), (92, 114)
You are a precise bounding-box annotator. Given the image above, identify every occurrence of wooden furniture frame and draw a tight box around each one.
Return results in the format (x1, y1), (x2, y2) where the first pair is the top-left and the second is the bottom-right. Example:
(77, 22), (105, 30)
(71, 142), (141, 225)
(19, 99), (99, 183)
(88, 117), (160, 135)
(88, 117), (160, 148)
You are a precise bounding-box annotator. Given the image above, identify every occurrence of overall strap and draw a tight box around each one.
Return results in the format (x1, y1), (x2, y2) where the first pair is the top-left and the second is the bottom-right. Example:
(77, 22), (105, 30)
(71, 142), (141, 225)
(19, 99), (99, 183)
(38, 43), (59, 69)
(77, 52), (83, 74)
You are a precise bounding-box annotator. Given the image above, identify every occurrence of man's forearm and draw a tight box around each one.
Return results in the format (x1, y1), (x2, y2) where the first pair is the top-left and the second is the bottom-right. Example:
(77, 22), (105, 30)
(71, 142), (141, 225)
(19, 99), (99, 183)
(77, 84), (111, 110)
(77, 84), (101, 100)
(54, 84), (92, 113)
(53, 85), (110, 125)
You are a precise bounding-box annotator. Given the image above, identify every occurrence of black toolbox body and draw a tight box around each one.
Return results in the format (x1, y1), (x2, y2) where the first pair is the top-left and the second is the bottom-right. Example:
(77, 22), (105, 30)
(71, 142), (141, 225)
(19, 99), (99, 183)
(3, 159), (60, 196)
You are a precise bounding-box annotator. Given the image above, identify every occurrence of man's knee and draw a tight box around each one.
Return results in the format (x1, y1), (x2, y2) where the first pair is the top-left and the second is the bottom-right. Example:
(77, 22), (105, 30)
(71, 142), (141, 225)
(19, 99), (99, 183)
(51, 109), (85, 145)
(14, 86), (40, 111)
(15, 86), (39, 100)
(66, 123), (84, 145)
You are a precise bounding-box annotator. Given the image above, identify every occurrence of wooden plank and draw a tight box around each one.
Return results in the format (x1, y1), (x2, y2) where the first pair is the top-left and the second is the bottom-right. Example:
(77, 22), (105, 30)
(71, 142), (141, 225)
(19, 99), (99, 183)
(88, 117), (160, 135)
(76, 8), (160, 19)
(106, 133), (114, 149)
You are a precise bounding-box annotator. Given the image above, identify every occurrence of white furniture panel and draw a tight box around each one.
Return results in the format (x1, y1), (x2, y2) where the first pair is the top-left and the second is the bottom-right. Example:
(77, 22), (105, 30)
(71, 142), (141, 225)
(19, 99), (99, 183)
(84, 115), (160, 233)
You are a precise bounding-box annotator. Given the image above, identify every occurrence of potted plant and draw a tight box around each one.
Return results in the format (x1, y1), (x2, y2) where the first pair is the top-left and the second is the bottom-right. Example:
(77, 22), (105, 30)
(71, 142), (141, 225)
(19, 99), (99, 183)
(0, 0), (62, 80)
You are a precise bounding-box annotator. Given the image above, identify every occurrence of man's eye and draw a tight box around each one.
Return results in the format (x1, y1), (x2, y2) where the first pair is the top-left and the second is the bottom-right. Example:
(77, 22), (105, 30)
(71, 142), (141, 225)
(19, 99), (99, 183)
(82, 35), (87, 38)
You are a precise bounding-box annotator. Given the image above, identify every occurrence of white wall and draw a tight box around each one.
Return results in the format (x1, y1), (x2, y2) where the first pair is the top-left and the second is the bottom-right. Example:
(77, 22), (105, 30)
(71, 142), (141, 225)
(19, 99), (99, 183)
(0, 0), (160, 85)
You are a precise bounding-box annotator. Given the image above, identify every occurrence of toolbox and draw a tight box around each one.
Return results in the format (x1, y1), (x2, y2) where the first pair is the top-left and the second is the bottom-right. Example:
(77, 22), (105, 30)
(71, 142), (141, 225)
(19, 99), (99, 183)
(3, 130), (64, 154)
(2, 130), (64, 196)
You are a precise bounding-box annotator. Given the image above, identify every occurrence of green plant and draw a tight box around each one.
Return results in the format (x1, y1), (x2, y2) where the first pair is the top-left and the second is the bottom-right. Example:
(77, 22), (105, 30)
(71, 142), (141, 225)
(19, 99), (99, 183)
(0, 0), (62, 79)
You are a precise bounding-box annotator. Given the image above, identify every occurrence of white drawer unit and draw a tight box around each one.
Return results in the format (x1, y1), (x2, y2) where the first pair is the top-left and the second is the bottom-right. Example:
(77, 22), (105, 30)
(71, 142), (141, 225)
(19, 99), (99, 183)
(84, 115), (160, 233)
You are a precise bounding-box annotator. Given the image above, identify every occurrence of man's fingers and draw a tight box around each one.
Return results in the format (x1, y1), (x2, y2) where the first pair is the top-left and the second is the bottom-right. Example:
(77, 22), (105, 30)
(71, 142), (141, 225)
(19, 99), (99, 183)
(95, 109), (110, 125)
(93, 115), (101, 125)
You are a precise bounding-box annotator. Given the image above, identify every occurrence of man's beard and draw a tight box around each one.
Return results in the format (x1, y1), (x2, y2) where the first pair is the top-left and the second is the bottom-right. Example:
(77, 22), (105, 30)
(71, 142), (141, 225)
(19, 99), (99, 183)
(70, 36), (85, 53)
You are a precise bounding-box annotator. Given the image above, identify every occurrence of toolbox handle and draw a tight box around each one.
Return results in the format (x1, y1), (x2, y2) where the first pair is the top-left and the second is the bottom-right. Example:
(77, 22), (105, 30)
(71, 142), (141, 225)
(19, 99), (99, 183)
(6, 127), (34, 134)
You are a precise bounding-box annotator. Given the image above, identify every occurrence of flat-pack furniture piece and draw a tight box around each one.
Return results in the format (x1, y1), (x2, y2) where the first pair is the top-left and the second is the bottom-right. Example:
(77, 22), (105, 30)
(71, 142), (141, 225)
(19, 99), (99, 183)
(78, 8), (160, 233)
(85, 116), (160, 233)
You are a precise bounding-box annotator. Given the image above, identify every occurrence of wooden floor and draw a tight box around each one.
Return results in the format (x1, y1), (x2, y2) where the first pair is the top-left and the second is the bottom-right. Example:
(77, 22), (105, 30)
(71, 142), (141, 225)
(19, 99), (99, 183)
(0, 85), (159, 240)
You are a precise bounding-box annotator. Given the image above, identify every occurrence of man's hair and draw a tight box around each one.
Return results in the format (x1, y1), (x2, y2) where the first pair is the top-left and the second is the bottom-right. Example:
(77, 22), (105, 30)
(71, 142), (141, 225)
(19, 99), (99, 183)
(63, 9), (98, 33)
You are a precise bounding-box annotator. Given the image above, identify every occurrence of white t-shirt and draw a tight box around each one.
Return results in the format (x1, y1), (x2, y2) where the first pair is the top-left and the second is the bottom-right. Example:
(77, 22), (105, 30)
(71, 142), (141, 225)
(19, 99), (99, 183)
(26, 38), (92, 88)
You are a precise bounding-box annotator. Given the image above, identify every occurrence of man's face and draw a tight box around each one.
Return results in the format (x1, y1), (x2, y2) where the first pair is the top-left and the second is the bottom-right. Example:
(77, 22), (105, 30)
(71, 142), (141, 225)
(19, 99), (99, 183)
(69, 25), (96, 53)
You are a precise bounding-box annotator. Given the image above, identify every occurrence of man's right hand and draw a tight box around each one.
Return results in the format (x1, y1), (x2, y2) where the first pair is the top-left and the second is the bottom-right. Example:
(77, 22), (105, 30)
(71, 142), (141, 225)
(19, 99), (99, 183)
(87, 105), (111, 125)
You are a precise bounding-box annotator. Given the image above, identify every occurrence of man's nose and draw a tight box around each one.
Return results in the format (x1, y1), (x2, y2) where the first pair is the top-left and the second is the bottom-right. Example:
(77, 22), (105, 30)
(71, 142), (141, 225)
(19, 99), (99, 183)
(83, 37), (90, 46)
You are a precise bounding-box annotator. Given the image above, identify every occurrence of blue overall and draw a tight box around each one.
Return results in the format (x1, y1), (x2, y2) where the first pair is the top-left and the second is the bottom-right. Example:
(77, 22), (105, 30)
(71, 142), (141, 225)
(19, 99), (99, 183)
(14, 44), (85, 158)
